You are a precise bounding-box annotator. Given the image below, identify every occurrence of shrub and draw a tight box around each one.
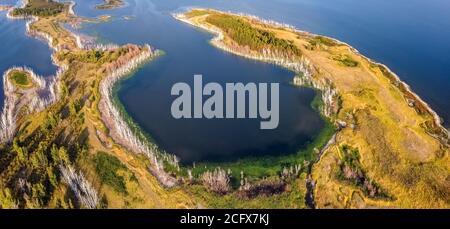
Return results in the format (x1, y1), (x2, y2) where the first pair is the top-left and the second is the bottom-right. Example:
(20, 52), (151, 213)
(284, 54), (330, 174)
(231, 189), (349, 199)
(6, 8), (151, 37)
(337, 145), (393, 200)
(309, 36), (338, 47)
(9, 71), (30, 87)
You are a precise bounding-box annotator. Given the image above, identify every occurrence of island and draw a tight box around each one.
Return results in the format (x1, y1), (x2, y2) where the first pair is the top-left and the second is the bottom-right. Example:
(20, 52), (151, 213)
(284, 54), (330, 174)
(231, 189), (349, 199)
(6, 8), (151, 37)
(96, 0), (124, 10)
(0, 3), (448, 209)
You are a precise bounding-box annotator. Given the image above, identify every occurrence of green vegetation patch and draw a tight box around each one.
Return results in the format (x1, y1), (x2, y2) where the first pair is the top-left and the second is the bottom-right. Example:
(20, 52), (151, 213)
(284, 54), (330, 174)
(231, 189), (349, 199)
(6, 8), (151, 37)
(189, 118), (335, 182)
(337, 145), (393, 200)
(332, 54), (359, 67)
(11, 0), (64, 17)
(188, 173), (308, 208)
(205, 13), (301, 57)
(9, 70), (33, 88)
(93, 152), (129, 194)
(185, 9), (210, 18)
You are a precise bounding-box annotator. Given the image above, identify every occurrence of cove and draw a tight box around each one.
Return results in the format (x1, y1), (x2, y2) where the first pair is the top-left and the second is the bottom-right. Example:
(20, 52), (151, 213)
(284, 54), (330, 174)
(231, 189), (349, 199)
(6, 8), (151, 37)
(72, 0), (325, 164)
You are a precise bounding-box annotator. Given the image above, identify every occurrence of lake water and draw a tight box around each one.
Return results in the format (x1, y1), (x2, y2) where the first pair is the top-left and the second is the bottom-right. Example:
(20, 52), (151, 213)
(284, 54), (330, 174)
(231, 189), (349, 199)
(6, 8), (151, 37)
(0, 0), (57, 109)
(2, 0), (449, 163)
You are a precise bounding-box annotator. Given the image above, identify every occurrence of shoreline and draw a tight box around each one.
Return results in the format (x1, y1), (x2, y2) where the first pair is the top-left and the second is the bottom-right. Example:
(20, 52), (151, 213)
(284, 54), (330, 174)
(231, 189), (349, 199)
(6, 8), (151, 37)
(0, 2), (447, 208)
(174, 9), (449, 144)
(254, 10), (449, 139)
(174, 8), (450, 208)
(0, 66), (59, 143)
(4, 0), (182, 188)
(174, 12), (338, 119)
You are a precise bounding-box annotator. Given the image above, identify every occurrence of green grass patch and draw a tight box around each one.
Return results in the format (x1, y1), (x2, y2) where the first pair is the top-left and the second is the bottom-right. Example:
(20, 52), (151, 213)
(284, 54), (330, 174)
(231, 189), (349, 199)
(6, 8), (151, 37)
(332, 54), (359, 67)
(58, 47), (130, 65)
(96, 0), (124, 10)
(185, 9), (210, 18)
(189, 117), (335, 184)
(9, 70), (33, 88)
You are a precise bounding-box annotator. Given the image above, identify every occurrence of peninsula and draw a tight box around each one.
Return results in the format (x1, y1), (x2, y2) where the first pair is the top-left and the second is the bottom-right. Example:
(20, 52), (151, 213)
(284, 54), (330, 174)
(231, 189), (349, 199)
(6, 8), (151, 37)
(0, 0), (195, 208)
(96, 0), (124, 10)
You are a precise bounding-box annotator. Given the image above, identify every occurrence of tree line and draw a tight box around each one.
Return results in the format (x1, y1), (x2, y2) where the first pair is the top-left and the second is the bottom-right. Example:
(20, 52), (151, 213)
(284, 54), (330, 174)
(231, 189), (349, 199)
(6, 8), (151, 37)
(206, 14), (301, 57)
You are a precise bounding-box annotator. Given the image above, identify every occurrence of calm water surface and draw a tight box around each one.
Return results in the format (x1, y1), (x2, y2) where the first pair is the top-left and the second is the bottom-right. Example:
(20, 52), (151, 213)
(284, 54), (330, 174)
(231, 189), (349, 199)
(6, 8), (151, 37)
(0, 0), (57, 109)
(74, 0), (325, 163)
(2, 0), (449, 163)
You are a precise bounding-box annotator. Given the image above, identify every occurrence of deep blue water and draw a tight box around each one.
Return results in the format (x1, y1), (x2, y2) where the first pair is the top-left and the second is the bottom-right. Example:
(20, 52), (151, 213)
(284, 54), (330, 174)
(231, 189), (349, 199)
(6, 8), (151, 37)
(0, 1), (57, 109)
(2, 0), (449, 163)
(72, 0), (325, 163)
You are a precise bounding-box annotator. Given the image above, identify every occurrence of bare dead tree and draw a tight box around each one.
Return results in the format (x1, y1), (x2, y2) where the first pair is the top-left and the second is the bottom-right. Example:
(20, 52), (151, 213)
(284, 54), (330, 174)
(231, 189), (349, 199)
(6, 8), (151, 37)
(201, 167), (231, 194)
